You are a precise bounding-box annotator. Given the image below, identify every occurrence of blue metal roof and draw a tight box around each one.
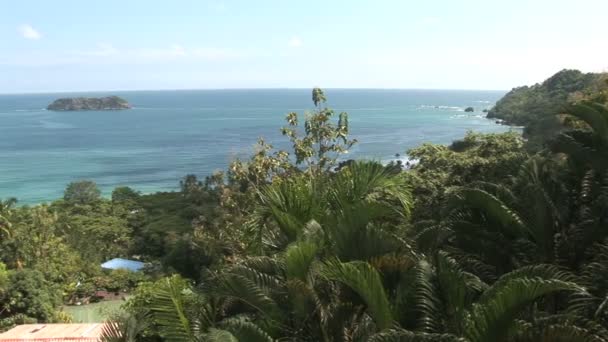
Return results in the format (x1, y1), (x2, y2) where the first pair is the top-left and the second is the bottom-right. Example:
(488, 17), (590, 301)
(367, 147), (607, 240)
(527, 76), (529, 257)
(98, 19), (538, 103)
(101, 258), (145, 271)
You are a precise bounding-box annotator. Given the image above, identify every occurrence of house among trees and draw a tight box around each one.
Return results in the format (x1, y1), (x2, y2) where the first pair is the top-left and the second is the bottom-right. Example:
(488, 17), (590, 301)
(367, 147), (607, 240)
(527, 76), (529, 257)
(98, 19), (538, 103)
(0, 324), (108, 341)
(100, 258), (144, 272)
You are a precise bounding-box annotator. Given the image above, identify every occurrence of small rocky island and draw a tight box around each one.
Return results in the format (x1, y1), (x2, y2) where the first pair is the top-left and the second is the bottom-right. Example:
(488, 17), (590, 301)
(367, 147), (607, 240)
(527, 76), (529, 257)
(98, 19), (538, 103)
(47, 96), (131, 111)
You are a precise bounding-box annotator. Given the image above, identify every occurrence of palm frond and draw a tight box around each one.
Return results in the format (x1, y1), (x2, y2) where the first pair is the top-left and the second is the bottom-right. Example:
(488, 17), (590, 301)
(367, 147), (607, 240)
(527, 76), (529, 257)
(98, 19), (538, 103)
(478, 264), (577, 303)
(442, 247), (497, 283)
(330, 217), (405, 261)
(445, 188), (529, 240)
(252, 175), (325, 246)
(464, 266), (585, 342)
(100, 323), (125, 342)
(329, 160), (413, 220)
(512, 324), (606, 342)
(413, 223), (453, 253)
(320, 259), (394, 330)
(284, 241), (318, 281)
(205, 328), (238, 342)
(511, 314), (608, 342)
(226, 265), (283, 295)
(219, 317), (274, 342)
(241, 256), (284, 275)
(285, 278), (318, 323)
(208, 272), (282, 322)
(100, 312), (150, 342)
(148, 276), (195, 342)
(564, 102), (608, 142)
(435, 251), (486, 326)
(411, 259), (443, 333)
(368, 328), (465, 342)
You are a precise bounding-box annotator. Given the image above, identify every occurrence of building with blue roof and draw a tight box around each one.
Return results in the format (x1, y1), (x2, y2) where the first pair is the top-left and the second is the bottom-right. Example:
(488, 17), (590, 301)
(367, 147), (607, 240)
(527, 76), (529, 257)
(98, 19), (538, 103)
(100, 258), (145, 272)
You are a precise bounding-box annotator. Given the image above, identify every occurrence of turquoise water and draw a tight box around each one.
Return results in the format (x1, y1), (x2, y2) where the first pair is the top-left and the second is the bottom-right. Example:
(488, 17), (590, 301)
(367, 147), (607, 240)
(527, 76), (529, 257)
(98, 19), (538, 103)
(0, 89), (514, 204)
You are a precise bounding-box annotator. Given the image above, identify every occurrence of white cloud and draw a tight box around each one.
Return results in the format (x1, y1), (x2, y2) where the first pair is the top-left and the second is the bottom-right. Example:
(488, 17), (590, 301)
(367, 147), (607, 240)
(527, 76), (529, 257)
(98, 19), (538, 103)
(18, 24), (42, 40)
(136, 45), (193, 60)
(170, 44), (187, 57)
(192, 47), (236, 60)
(288, 36), (303, 48)
(78, 43), (119, 57)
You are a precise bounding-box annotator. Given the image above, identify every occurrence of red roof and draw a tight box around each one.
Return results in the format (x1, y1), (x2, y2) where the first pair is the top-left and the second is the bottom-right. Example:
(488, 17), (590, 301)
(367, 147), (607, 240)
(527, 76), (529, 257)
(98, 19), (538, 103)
(0, 324), (107, 342)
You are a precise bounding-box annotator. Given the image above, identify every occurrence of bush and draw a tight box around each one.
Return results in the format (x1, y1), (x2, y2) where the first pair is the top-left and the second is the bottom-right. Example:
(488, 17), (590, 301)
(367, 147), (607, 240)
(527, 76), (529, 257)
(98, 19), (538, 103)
(4, 269), (62, 322)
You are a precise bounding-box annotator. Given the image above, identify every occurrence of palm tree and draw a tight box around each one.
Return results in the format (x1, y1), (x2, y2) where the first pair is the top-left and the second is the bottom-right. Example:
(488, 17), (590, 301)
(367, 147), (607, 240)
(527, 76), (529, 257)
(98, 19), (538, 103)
(247, 160), (413, 254)
(142, 249), (598, 341)
(117, 98), (608, 341)
(551, 101), (608, 172)
(413, 163), (608, 278)
(363, 255), (597, 342)
(137, 152), (606, 341)
(413, 183), (543, 276)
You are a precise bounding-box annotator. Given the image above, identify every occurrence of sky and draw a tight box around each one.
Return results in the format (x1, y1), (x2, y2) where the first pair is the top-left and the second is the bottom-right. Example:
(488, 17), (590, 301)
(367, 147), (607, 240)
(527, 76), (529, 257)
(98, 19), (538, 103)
(1, 0), (607, 93)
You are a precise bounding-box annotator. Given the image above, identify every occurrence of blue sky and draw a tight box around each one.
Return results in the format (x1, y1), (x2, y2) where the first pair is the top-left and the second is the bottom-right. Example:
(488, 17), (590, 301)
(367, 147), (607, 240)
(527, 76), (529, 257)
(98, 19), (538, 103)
(1, 0), (607, 93)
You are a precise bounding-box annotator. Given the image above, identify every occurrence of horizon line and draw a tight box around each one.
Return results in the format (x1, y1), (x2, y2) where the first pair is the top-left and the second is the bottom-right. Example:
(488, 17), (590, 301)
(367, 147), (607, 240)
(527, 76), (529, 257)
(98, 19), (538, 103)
(0, 86), (509, 96)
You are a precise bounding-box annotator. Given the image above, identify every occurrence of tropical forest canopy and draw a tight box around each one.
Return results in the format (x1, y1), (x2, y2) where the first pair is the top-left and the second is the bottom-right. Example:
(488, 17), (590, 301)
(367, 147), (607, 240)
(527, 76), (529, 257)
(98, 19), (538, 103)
(0, 69), (608, 341)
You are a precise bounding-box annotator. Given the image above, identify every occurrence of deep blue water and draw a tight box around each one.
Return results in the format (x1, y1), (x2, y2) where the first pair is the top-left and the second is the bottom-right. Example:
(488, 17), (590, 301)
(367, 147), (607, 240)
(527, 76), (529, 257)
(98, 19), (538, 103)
(0, 89), (515, 204)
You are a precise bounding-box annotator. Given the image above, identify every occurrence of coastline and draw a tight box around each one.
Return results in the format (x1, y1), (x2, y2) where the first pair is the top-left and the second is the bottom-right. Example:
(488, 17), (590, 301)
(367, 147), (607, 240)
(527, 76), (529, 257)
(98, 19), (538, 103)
(0, 89), (511, 204)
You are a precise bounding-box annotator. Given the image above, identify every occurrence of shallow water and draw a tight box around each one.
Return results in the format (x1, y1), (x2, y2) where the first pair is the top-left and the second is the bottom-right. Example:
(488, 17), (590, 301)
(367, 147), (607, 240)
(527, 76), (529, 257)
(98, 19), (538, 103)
(0, 89), (514, 203)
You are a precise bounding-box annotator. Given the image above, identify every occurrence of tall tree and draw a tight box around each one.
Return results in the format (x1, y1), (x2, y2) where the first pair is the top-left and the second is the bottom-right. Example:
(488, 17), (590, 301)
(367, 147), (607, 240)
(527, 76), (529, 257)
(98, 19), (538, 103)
(64, 180), (102, 205)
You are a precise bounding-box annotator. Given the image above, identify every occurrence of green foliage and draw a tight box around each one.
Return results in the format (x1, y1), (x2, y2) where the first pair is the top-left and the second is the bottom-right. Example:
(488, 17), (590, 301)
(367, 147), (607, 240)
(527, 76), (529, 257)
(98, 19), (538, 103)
(1, 205), (84, 282)
(0, 263), (9, 295)
(249, 160), (413, 254)
(111, 187), (141, 208)
(551, 102), (608, 172)
(101, 269), (147, 293)
(463, 270), (584, 342)
(217, 317), (273, 342)
(100, 311), (150, 342)
(4, 88), (608, 342)
(3, 269), (62, 322)
(281, 88), (357, 173)
(0, 198), (17, 237)
(284, 241), (318, 281)
(486, 69), (608, 149)
(59, 202), (132, 263)
(320, 259), (394, 330)
(112, 95), (607, 341)
(147, 276), (196, 342)
(64, 180), (102, 205)
(487, 69), (600, 127)
(407, 131), (526, 220)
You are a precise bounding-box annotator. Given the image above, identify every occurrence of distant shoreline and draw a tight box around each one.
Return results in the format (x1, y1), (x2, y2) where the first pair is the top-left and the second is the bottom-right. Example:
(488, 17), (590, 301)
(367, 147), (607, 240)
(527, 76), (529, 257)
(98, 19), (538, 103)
(0, 88), (508, 96)
(0, 89), (511, 204)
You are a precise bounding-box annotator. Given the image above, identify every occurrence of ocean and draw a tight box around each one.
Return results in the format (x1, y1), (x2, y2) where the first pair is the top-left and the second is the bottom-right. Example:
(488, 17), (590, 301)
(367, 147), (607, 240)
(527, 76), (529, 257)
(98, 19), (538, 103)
(0, 89), (515, 204)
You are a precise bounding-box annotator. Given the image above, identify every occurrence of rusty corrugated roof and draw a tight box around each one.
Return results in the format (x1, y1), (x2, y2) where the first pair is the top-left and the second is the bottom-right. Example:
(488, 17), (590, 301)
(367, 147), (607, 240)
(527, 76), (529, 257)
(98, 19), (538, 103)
(0, 324), (106, 341)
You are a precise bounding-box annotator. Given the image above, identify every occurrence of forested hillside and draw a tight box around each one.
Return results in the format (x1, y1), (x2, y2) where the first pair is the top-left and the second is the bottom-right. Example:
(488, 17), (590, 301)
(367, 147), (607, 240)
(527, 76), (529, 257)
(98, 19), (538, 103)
(1, 80), (608, 341)
(487, 69), (608, 148)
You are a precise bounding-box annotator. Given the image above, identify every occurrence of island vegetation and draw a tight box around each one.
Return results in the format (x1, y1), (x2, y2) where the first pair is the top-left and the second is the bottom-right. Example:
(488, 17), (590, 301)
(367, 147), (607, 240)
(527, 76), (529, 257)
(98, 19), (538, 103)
(1, 71), (608, 341)
(487, 69), (608, 149)
(47, 96), (131, 111)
